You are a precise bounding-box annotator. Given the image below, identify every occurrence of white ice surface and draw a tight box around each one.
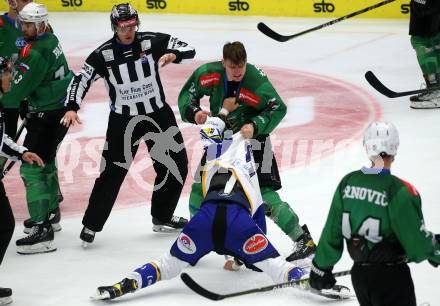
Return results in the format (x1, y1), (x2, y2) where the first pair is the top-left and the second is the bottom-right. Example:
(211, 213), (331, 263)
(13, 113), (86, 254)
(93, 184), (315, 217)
(1, 13), (439, 306)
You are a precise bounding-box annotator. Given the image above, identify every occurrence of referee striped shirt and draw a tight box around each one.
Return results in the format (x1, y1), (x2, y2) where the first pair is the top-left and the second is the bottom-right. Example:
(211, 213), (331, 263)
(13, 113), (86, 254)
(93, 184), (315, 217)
(66, 32), (195, 116)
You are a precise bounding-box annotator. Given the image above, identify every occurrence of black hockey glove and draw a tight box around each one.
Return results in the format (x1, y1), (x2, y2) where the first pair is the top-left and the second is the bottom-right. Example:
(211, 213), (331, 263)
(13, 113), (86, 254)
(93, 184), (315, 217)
(309, 261), (336, 291)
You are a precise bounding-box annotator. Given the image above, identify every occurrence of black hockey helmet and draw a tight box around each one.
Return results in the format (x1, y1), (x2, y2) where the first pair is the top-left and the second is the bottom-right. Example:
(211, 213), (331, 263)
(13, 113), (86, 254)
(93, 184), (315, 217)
(110, 3), (139, 32)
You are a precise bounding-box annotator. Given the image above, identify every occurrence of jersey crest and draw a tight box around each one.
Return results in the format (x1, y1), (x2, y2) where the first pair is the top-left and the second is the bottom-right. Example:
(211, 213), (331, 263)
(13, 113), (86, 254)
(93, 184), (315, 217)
(20, 43), (33, 58)
(239, 88), (260, 107)
(399, 179), (419, 196)
(243, 234), (268, 254)
(199, 72), (220, 88)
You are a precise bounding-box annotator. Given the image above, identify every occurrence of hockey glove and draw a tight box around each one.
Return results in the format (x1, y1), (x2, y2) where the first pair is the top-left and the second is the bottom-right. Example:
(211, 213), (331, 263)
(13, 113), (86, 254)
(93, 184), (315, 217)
(309, 261), (336, 291)
(429, 234), (440, 268)
(429, 260), (439, 268)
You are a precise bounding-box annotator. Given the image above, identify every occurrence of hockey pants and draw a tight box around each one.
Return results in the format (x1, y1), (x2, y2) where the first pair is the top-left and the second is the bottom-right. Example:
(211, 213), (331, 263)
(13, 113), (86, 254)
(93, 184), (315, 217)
(82, 106), (188, 232)
(188, 182), (303, 241)
(411, 32), (440, 77)
(20, 109), (68, 222)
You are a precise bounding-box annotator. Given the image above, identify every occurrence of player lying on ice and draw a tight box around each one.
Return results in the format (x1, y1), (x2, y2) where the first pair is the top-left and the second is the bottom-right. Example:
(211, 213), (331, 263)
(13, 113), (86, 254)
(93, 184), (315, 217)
(93, 115), (310, 300)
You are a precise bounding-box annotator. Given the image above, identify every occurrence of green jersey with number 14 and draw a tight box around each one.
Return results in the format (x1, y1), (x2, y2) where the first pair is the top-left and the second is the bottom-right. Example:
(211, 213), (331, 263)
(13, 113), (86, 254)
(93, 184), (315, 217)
(314, 168), (440, 269)
(0, 32), (73, 111)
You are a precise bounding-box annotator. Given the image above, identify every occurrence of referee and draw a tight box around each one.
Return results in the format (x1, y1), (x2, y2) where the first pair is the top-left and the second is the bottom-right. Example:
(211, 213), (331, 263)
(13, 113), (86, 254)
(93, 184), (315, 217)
(62, 3), (195, 246)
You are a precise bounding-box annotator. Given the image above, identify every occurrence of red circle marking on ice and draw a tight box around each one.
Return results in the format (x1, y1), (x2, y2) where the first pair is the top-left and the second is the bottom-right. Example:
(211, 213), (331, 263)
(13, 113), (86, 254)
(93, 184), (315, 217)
(5, 58), (380, 220)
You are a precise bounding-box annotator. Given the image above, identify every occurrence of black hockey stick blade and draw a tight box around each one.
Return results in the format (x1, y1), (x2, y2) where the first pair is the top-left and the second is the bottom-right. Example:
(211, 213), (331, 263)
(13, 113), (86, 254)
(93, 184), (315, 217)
(181, 270), (351, 301)
(365, 71), (438, 98)
(181, 273), (225, 300)
(257, 22), (292, 42)
(258, 0), (395, 42)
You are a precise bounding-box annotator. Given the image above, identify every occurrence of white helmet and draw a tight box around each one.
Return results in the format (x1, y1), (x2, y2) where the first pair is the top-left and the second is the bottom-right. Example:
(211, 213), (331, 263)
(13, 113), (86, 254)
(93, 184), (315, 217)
(363, 121), (399, 158)
(19, 2), (48, 27)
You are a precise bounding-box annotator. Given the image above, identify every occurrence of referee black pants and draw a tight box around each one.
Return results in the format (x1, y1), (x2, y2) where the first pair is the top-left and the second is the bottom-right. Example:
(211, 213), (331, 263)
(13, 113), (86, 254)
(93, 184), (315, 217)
(82, 104), (188, 232)
(0, 181), (15, 265)
(351, 262), (416, 306)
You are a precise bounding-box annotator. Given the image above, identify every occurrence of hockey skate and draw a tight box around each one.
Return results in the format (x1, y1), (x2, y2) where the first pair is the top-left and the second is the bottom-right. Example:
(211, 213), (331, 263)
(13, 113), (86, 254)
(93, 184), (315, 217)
(286, 225), (316, 268)
(80, 226), (95, 248)
(23, 207), (61, 234)
(152, 215), (188, 233)
(223, 255), (244, 271)
(410, 95), (440, 109)
(92, 278), (138, 300)
(0, 287), (12, 306)
(16, 222), (56, 255)
(410, 79), (440, 109)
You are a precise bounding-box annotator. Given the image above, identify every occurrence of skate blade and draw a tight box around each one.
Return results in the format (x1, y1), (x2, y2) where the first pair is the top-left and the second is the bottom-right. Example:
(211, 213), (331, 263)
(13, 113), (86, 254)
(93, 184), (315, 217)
(81, 241), (92, 249)
(319, 286), (355, 299)
(16, 241), (57, 255)
(90, 290), (110, 300)
(0, 296), (12, 306)
(410, 101), (440, 109)
(152, 225), (181, 233)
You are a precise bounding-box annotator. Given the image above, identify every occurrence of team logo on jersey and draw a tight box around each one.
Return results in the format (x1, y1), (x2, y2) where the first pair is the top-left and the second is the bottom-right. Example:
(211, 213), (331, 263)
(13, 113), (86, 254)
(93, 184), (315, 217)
(15, 37), (27, 49)
(20, 43), (33, 58)
(199, 73), (220, 88)
(140, 51), (148, 64)
(239, 88), (260, 107)
(102, 49), (114, 62)
(243, 234), (268, 255)
(177, 233), (197, 254)
(141, 40), (151, 52)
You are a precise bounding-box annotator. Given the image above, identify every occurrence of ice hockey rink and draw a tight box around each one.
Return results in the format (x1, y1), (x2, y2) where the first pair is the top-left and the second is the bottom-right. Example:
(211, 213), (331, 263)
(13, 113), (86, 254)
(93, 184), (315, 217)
(1, 11), (439, 306)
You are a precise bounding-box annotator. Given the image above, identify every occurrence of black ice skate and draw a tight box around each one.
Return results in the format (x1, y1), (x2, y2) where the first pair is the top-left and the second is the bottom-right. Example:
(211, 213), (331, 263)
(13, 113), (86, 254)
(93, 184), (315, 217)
(286, 224), (316, 263)
(80, 226), (95, 248)
(0, 287), (12, 305)
(23, 207), (61, 234)
(16, 222), (56, 255)
(93, 278), (138, 300)
(152, 216), (188, 233)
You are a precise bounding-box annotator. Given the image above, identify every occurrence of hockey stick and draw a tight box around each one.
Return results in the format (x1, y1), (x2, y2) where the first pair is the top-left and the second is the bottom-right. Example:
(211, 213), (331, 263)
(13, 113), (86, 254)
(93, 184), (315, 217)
(257, 0), (395, 42)
(2, 118), (27, 177)
(181, 270), (351, 301)
(365, 71), (440, 98)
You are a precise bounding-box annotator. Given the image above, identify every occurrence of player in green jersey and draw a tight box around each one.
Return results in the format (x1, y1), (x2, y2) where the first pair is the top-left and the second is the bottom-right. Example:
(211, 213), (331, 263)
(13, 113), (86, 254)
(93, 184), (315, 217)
(309, 121), (440, 306)
(2, 0), (63, 235)
(408, 0), (440, 109)
(0, 0), (32, 138)
(178, 41), (316, 269)
(0, 2), (73, 254)
(0, 55), (45, 306)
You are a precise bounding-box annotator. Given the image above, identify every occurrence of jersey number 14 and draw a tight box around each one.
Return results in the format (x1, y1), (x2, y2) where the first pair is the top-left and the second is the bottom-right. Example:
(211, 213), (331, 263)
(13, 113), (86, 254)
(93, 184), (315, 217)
(342, 212), (383, 243)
